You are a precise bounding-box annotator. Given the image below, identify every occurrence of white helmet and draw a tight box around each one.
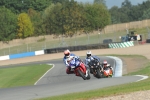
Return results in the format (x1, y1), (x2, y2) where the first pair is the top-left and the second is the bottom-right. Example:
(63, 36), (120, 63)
(103, 60), (108, 65)
(86, 51), (91, 58)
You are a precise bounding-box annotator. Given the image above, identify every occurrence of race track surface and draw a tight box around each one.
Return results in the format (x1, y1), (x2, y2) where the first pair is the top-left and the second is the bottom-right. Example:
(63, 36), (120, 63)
(0, 56), (144, 100)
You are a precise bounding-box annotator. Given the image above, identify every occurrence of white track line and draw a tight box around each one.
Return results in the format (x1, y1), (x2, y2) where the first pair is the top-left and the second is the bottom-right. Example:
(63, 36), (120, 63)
(107, 56), (149, 82)
(34, 64), (55, 85)
(134, 75), (149, 82)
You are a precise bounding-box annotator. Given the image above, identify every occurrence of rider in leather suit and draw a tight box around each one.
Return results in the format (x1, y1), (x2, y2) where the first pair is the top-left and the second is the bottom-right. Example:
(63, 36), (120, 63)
(102, 60), (113, 73)
(84, 51), (102, 74)
(63, 49), (83, 74)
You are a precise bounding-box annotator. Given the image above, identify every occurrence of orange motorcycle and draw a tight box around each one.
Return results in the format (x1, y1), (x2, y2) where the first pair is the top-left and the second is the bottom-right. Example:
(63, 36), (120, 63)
(103, 67), (113, 78)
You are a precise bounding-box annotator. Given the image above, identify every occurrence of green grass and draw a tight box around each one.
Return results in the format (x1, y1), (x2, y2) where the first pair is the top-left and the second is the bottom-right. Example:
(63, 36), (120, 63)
(0, 64), (52, 88)
(35, 55), (150, 100)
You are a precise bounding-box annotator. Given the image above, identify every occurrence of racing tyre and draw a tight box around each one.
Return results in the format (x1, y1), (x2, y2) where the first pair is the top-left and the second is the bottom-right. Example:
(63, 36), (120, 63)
(78, 69), (87, 80)
(90, 68), (93, 74)
(96, 69), (102, 78)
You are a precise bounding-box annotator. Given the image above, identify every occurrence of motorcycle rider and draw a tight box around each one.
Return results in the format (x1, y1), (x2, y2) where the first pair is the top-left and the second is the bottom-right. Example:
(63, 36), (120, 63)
(63, 49), (84, 74)
(102, 60), (113, 73)
(84, 51), (102, 74)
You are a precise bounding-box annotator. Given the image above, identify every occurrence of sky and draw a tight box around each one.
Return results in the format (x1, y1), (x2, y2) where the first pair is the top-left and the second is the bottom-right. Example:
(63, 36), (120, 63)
(75, 0), (147, 9)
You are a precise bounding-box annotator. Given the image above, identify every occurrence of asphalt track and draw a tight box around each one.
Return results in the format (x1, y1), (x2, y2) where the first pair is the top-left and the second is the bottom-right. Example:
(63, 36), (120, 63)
(0, 56), (145, 100)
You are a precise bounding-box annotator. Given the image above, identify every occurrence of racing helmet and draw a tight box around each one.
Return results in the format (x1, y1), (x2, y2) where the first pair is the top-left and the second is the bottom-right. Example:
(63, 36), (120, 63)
(64, 49), (70, 58)
(103, 60), (108, 65)
(86, 51), (91, 58)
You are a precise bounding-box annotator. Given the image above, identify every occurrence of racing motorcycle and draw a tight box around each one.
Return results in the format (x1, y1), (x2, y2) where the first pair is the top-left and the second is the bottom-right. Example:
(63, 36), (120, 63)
(88, 58), (103, 78)
(103, 67), (113, 78)
(68, 57), (90, 80)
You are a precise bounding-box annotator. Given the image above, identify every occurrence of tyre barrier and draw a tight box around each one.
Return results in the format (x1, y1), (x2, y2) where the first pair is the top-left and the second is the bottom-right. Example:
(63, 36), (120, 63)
(108, 41), (134, 48)
(146, 39), (150, 43)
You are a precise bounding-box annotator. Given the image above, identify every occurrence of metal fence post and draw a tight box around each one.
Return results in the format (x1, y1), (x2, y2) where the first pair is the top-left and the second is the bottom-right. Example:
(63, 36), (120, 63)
(147, 27), (150, 39)
(27, 44), (28, 52)
(98, 32), (101, 43)
(87, 33), (89, 45)
(9, 47), (10, 55)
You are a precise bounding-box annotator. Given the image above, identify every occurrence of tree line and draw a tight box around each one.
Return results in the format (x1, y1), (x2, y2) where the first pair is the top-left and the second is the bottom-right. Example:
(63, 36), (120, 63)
(0, 0), (150, 42)
(109, 0), (150, 24)
(0, 0), (110, 41)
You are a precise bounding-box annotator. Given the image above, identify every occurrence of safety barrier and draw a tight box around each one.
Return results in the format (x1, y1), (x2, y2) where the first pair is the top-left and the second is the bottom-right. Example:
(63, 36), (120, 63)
(0, 50), (44, 61)
(146, 39), (150, 43)
(0, 41), (134, 61)
(44, 43), (109, 54)
(108, 41), (134, 48)
(0, 43), (109, 61)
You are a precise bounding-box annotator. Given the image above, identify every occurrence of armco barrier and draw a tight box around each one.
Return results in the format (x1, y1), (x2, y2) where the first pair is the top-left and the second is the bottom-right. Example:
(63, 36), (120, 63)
(0, 44), (108, 61)
(9, 52), (35, 59)
(108, 41), (134, 48)
(0, 50), (44, 61)
(35, 50), (45, 56)
(44, 43), (109, 54)
(0, 55), (10, 61)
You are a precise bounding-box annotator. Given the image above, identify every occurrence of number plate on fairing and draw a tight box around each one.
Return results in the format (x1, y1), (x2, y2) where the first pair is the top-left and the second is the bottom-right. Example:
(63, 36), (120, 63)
(71, 66), (75, 68)
(105, 70), (110, 74)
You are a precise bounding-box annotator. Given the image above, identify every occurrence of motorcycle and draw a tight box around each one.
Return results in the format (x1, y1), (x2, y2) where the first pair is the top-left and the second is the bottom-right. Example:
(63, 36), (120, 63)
(88, 59), (103, 78)
(103, 67), (113, 78)
(68, 57), (90, 80)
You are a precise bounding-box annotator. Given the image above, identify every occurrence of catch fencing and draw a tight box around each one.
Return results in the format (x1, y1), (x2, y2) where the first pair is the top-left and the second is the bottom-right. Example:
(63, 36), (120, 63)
(0, 19), (150, 56)
(104, 19), (150, 33)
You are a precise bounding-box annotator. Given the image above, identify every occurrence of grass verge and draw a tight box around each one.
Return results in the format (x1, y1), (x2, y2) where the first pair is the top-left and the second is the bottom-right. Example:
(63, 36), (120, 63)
(0, 64), (52, 88)
(35, 55), (150, 100)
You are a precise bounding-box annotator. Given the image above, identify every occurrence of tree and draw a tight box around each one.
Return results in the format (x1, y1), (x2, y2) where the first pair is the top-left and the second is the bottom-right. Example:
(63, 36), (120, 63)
(43, 0), (110, 36)
(141, 8), (150, 19)
(17, 13), (34, 38)
(102, 0), (150, 23)
(0, 7), (17, 41)
(44, 0), (85, 36)
(121, 0), (132, 8)
(51, 0), (68, 4)
(129, 5), (142, 21)
(28, 8), (44, 36)
(83, 3), (110, 32)
(0, 0), (52, 14)
(61, 0), (85, 36)
(94, 0), (106, 5)
(109, 6), (121, 24)
(138, 0), (150, 20)
(120, 0), (133, 22)
(43, 3), (64, 35)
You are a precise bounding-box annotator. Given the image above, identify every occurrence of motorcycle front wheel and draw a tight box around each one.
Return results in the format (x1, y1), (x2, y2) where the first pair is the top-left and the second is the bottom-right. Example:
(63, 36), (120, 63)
(96, 68), (102, 78)
(77, 69), (87, 80)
